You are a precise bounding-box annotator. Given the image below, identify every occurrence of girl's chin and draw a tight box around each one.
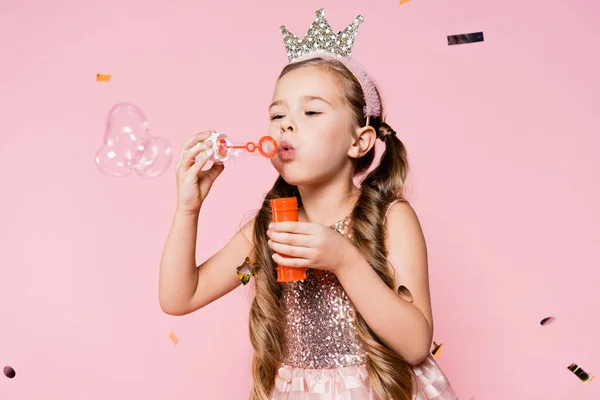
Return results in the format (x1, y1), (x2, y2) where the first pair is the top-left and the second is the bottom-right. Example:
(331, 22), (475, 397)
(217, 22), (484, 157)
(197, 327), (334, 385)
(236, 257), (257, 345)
(277, 169), (310, 187)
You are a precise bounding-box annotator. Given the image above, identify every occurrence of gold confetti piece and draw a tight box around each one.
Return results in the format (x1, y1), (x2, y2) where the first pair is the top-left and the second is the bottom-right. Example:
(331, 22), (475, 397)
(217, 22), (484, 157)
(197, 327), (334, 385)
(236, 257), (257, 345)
(169, 331), (179, 345)
(236, 256), (258, 285)
(568, 363), (595, 383)
(540, 316), (556, 326)
(399, 0), (410, 4)
(96, 74), (111, 82)
(431, 341), (443, 357)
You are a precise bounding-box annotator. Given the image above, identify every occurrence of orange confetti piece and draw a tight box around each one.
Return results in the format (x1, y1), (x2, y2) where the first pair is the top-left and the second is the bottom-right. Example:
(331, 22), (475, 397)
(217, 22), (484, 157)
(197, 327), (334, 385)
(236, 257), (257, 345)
(169, 331), (179, 345)
(96, 74), (111, 82)
(431, 341), (443, 357)
(399, 0), (410, 5)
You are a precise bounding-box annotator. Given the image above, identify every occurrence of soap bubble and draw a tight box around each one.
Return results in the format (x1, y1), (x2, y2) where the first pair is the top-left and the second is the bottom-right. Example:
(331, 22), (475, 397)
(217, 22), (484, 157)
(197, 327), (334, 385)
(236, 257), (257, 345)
(95, 103), (173, 178)
(228, 148), (245, 164)
(95, 144), (132, 177)
(132, 137), (173, 178)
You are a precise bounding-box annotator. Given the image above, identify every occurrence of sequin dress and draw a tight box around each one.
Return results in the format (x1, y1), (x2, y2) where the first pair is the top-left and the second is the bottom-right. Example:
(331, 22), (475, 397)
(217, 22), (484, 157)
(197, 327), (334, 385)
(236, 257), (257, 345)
(270, 201), (458, 400)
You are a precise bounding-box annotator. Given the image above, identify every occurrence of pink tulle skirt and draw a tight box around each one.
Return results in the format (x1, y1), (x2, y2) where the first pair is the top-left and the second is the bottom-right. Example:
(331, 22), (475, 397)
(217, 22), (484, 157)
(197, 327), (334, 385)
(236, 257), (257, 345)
(270, 355), (457, 400)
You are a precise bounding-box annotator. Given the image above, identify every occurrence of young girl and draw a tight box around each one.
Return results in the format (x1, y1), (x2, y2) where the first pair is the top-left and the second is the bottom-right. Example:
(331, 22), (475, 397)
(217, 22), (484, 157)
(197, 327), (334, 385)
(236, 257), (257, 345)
(159, 8), (457, 400)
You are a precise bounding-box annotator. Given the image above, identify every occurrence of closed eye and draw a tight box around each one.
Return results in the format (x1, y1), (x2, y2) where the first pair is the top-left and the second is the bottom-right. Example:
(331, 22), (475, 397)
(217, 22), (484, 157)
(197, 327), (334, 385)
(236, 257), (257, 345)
(270, 114), (284, 120)
(305, 111), (321, 116)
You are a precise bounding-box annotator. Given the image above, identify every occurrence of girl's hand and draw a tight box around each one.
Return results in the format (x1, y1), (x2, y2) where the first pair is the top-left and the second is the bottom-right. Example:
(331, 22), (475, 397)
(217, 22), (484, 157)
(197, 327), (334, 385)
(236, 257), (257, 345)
(175, 130), (225, 214)
(266, 221), (356, 273)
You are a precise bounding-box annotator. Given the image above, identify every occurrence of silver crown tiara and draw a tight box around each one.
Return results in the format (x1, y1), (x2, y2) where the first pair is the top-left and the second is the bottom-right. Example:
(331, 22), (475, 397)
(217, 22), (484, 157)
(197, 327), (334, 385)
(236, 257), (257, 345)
(279, 8), (365, 62)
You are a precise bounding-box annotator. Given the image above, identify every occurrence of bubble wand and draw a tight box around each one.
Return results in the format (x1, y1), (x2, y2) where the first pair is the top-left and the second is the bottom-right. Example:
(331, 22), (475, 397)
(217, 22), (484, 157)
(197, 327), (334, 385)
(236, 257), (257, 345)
(201, 132), (278, 163)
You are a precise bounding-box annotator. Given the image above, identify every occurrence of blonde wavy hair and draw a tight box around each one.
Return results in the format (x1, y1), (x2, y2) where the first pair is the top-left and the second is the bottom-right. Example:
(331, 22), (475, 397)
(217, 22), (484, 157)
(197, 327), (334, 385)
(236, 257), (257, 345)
(248, 57), (413, 399)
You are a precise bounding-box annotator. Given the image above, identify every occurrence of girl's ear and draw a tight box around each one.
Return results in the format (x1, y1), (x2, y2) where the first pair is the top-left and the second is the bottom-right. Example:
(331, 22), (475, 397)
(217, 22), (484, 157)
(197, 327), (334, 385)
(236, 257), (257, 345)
(348, 125), (377, 159)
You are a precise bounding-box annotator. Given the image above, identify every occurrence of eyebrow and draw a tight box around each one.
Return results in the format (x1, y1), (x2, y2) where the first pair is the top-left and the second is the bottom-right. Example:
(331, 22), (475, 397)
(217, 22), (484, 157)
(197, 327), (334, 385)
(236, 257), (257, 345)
(269, 95), (332, 109)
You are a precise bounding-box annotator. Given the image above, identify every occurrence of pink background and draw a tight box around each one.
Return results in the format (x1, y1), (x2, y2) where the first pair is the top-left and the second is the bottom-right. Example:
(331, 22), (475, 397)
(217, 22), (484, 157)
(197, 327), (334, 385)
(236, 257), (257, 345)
(1, 0), (599, 399)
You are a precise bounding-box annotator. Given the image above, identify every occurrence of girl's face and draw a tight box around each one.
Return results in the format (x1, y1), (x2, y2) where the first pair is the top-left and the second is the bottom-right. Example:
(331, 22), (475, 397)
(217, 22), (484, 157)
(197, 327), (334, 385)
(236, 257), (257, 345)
(268, 66), (356, 186)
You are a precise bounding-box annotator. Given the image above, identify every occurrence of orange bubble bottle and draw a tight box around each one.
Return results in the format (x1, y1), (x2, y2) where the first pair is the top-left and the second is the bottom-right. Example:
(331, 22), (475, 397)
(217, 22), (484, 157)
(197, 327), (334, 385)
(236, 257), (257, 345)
(270, 197), (307, 282)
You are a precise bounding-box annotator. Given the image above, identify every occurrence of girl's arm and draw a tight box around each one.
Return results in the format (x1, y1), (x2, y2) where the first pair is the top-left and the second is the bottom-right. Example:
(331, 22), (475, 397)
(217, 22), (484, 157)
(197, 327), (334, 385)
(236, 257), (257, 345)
(159, 207), (256, 316)
(336, 201), (433, 365)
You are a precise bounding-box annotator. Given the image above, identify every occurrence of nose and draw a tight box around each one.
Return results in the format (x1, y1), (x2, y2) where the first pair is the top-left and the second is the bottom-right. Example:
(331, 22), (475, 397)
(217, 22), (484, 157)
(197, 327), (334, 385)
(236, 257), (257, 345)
(280, 118), (295, 134)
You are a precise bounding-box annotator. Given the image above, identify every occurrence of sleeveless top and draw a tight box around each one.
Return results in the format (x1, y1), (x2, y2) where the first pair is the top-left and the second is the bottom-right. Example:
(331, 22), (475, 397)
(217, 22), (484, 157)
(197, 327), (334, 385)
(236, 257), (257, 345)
(273, 200), (458, 400)
(280, 213), (365, 369)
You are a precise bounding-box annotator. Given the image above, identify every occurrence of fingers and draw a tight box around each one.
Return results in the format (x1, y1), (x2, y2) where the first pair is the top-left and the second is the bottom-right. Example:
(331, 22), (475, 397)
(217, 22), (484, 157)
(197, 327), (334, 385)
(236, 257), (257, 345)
(271, 253), (309, 268)
(268, 222), (314, 235)
(178, 137), (216, 171)
(178, 142), (211, 171)
(189, 154), (224, 178)
(182, 130), (215, 152)
(268, 240), (310, 259)
(203, 160), (225, 181)
(267, 230), (312, 247)
(177, 130), (216, 169)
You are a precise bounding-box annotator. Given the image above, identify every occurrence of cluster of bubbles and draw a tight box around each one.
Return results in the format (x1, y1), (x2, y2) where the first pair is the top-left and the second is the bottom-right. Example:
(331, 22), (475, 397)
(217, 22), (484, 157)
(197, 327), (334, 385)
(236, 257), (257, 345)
(95, 103), (173, 179)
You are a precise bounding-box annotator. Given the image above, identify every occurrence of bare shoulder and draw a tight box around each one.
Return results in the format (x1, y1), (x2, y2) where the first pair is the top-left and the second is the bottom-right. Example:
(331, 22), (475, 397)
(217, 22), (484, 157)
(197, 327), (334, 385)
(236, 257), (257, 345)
(385, 200), (424, 234)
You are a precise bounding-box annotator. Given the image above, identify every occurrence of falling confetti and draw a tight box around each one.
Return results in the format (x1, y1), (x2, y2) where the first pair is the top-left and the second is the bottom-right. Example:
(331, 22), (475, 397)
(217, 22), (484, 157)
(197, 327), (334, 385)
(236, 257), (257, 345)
(399, 0), (410, 5)
(169, 331), (179, 345)
(568, 363), (595, 383)
(236, 257), (258, 285)
(540, 316), (556, 326)
(397, 285), (413, 303)
(447, 32), (484, 46)
(431, 341), (443, 357)
(3, 366), (15, 379)
(96, 73), (111, 82)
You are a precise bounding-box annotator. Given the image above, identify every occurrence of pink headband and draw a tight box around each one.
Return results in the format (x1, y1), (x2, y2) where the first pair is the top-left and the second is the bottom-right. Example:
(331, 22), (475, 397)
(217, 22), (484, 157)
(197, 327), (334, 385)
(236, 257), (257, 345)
(280, 9), (382, 124)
